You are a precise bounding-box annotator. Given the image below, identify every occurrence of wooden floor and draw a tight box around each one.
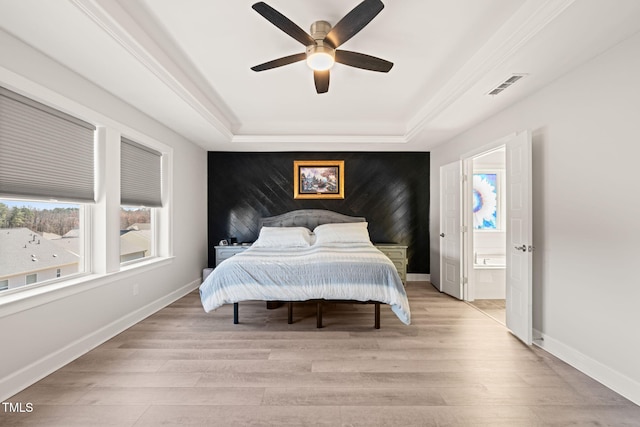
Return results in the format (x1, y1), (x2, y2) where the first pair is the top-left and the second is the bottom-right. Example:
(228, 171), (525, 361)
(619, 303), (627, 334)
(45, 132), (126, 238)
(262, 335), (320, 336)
(468, 299), (506, 325)
(3, 282), (639, 426)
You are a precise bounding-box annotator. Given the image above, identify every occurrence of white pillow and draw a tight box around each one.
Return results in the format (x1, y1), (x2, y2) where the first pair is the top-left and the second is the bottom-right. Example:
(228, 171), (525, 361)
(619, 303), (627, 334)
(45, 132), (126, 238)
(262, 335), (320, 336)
(313, 222), (370, 244)
(252, 226), (312, 248)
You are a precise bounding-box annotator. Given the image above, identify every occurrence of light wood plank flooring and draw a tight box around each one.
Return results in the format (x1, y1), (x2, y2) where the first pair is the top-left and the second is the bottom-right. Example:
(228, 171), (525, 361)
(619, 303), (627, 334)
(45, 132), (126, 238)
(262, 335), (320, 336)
(3, 282), (639, 426)
(468, 299), (506, 325)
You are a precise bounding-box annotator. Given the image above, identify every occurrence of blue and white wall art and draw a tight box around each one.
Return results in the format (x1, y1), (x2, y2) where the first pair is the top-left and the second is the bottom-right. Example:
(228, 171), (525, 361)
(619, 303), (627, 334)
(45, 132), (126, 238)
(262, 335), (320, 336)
(473, 173), (498, 230)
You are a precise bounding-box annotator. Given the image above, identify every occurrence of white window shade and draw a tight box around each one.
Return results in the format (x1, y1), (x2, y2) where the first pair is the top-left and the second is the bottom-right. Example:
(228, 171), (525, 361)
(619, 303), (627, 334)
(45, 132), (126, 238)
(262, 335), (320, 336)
(0, 87), (96, 202)
(121, 138), (162, 207)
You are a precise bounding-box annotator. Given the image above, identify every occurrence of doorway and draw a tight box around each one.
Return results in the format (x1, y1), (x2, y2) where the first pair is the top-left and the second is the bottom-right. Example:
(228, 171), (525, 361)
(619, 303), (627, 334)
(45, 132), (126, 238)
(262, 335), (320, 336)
(466, 147), (506, 325)
(439, 131), (532, 344)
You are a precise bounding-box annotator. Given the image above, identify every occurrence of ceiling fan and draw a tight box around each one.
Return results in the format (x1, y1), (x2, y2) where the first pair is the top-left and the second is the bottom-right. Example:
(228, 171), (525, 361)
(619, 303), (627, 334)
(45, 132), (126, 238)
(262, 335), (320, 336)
(250, 0), (393, 94)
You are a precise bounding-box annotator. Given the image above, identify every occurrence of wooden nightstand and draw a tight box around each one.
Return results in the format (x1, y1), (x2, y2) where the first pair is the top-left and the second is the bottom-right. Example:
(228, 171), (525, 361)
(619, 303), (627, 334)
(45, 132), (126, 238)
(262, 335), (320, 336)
(374, 244), (408, 284)
(214, 245), (250, 266)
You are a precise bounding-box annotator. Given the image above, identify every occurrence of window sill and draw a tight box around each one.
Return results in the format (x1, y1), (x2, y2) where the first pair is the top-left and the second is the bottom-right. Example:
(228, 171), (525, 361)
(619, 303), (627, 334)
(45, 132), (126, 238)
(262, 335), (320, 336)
(0, 256), (175, 318)
(119, 256), (173, 273)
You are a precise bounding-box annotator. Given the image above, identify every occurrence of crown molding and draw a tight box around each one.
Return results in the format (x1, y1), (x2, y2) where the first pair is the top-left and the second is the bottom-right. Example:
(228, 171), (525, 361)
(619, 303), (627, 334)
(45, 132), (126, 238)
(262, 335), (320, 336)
(70, 0), (234, 141)
(231, 134), (408, 145)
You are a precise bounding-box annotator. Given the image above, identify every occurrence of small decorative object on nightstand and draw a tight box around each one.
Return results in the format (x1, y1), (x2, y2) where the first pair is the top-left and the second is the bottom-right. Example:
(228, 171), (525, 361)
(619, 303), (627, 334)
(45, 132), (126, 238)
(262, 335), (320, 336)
(214, 245), (249, 266)
(374, 244), (408, 284)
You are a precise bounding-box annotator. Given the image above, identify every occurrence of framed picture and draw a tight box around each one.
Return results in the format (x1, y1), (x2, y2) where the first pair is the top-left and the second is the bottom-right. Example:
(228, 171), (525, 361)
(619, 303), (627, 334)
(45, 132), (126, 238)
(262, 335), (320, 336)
(293, 160), (344, 199)
(472, 171), (503, 230)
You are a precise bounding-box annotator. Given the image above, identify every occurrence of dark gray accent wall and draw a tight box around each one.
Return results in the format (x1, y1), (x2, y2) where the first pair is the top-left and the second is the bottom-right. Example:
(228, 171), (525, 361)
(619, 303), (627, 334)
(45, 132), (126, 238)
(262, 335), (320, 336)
(208, 152), (430, 273)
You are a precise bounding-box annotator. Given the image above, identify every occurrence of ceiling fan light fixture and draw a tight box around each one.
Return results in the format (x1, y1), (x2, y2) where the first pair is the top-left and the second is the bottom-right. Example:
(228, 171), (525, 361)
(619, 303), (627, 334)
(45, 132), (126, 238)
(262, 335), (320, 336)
(306, 45), (335, 71)
(250, 1), (392, 93)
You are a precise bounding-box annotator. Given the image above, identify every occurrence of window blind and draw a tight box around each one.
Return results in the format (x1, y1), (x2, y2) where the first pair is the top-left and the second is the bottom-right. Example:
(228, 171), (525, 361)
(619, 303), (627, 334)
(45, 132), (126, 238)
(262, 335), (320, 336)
(0, 87), (96, 202)
(121, 138), (163, 207)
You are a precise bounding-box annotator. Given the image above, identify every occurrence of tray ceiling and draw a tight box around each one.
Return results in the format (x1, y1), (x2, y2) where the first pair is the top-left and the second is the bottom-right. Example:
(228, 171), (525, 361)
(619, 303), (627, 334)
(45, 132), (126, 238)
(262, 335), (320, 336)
(1, 0), (640, 151)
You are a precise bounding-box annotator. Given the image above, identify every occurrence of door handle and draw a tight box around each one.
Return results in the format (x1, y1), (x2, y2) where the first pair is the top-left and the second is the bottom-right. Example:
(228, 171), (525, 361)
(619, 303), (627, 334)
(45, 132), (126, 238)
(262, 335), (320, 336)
(514, 245), (526, 252)
(440, 233), (445, 238)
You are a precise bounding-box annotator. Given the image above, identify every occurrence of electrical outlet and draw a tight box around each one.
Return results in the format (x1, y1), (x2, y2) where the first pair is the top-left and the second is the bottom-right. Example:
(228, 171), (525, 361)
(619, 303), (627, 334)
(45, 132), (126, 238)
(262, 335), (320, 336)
(133, 283), (139, 296)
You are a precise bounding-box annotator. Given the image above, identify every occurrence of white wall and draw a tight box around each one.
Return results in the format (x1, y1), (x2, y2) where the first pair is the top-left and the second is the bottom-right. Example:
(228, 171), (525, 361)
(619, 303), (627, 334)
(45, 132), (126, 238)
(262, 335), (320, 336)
(430, 31), (640, 404)
(0, 32), (208, 400)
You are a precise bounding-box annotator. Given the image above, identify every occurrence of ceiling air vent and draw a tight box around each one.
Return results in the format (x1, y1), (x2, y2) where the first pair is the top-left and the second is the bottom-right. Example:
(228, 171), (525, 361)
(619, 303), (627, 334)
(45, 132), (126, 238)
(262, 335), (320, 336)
(487, 74), (527, 96)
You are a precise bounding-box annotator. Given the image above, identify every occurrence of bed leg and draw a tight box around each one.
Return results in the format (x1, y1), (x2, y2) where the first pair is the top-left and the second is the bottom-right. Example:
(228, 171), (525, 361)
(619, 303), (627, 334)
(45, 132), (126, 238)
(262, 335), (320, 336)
(287, 302), (293, 324)
(233, 303), (239, 324)
(374, 302), (380, 329)
(316, 301), (323, 328)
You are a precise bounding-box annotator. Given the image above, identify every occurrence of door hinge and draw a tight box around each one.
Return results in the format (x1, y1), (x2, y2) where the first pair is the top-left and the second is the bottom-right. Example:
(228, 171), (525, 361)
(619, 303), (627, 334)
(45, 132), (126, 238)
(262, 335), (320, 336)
(462, 277), (468, 285)
(461, 225), (467, 233)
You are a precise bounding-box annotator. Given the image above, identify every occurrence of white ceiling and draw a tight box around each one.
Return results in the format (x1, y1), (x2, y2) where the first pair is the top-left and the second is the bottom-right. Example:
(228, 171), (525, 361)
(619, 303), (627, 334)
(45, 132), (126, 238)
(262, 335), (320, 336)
(1, 0), (640, 151)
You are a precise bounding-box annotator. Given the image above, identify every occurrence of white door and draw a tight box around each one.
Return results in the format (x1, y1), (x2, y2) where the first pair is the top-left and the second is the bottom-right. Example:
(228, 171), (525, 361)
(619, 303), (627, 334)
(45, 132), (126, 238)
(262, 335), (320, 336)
(505, 131), (533, 345)
(440, 161), (463, 299)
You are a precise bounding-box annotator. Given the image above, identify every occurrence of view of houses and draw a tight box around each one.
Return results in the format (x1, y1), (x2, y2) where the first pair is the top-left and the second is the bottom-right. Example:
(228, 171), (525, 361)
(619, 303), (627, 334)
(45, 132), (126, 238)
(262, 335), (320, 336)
(0, 202), (151, 290)
(120, 222), (152, 263)
(0, 227), (79, 290)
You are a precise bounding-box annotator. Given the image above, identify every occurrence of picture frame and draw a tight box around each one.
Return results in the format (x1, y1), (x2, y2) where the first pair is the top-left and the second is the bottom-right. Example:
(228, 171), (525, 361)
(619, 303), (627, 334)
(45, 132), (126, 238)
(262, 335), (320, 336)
(293, 160), (344, 199)
(472, 170), (503, 230)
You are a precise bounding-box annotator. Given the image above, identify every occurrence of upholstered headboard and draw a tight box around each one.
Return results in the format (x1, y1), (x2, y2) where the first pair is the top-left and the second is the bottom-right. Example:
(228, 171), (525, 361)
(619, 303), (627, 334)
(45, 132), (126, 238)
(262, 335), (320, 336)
(259, 209), (365, 230)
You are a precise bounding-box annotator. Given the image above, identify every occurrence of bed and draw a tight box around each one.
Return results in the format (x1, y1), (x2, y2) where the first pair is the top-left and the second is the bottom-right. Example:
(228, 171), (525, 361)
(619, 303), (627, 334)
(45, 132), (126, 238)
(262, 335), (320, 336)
(199, 210), (410, 328)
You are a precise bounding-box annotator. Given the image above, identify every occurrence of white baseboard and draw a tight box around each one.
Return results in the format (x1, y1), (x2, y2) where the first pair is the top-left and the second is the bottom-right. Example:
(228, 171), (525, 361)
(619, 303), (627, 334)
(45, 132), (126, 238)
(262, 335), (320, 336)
(533, 328), (640, 406)
(1, 279), (200, 402)
(407, 273), (430, 282)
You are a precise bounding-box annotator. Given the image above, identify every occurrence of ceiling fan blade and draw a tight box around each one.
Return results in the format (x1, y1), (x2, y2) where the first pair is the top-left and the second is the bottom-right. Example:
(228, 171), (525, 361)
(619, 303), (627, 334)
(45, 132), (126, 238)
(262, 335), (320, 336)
(324, 0), (384, 48)
(314, 70), (330, 94)
(335, 50), (393, 72)
(251, 53), (306, 72)
(252, 2), (316, 47)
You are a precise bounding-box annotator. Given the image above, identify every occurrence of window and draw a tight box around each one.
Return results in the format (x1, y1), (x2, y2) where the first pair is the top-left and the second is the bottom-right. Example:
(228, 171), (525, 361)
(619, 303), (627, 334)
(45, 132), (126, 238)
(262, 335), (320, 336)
(0, 85), (171, 296)
(0, 199), (86, 292)
(120, 206), (152, 263)
(120, 138), (162, 265)
(0, 86), (94, 293)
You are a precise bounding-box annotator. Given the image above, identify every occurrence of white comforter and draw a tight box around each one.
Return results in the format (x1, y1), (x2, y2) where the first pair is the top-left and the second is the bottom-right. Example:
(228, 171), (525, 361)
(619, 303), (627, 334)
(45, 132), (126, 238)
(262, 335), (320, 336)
(199, 242), (411, 325)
